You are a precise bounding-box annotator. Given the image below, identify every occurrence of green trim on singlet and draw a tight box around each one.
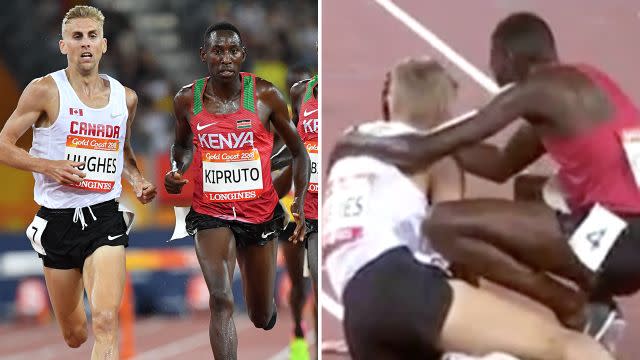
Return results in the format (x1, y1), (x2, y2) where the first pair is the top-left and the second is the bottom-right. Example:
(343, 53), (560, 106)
(242, 75), (255, 113)
(193, 78), (205, 115)
(303, 75), (318, 102)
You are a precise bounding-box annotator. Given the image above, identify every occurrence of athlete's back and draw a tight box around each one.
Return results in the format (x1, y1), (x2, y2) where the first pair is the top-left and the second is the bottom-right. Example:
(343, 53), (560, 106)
(323, 121), (453, 298)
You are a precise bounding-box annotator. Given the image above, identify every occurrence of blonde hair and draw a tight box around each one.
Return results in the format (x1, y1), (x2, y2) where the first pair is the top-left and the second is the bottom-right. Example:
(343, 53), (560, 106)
(390, 57), (458, 125)
(61, 5), (105, 35)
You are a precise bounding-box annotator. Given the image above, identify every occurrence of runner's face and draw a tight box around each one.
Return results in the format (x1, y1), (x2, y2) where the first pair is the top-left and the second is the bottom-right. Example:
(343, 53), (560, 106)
(490, 41), (515, 86)
(201, 31), (245, 80)
(59, 18), (106, 73)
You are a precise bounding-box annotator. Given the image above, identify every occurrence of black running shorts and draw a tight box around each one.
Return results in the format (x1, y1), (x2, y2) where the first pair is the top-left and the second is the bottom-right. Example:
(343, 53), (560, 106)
(342, 246), (452, 360)
(185, 203), (286, 248)
(29, 199), (129, 270)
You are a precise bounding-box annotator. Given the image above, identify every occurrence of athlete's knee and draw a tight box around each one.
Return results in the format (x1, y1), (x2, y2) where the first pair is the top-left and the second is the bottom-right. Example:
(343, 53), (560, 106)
(423, 203), (458, 240)
(63, 324), (88, 348)
(247, 303), (275, 329)
(424, 215), (463, 258)
(91, 308), (118, 338)
(209, 287), (234, 317)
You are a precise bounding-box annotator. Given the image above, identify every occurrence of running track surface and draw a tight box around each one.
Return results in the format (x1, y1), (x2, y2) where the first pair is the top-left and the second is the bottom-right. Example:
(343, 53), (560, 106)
(321, 1), (640, 358)
(0, 311), (316, 359)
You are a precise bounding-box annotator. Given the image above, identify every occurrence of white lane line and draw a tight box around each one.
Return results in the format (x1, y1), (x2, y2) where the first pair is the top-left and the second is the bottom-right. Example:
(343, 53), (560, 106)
(373, 0), (501, 94)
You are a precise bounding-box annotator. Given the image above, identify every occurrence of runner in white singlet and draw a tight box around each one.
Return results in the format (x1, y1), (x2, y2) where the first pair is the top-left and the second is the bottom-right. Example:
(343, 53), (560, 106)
(0, 6), (156, 359)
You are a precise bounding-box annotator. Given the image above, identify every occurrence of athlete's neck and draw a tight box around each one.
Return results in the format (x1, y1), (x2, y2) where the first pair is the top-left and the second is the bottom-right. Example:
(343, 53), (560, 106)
(65, 67), (104, 95)
(208, 74), (242, 101)
(524, 59), (559, 80)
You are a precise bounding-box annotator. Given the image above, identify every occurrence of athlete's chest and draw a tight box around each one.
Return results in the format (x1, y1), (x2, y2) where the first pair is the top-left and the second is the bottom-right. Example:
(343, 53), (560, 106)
(191, 108), (272, 151)
(298, 99), (318, 137)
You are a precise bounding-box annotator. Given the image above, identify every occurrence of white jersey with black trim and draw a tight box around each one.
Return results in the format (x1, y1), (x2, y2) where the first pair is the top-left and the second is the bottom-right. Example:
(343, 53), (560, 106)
(323, 121), (449, 300)
(30, 69), (128, 209)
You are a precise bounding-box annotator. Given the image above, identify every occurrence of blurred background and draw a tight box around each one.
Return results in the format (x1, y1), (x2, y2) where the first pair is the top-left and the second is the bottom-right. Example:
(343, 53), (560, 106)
(0, 0), (317, 358)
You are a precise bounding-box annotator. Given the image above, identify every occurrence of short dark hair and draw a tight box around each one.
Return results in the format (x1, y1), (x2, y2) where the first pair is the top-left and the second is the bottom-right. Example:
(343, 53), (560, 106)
(492, 12), (556, 59)
(203, 22), (243, 48)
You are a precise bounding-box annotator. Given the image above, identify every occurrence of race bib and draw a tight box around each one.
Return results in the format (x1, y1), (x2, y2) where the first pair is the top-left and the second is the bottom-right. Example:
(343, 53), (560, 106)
(64, 135), (120, 192)
(568, 203), (627, 272)
(620, 128), (640, 187)
(26, 216), (48, 256)
(202, 148), (263, 202)
(305, 140), (319, 193)
(323, 174), (373, 248)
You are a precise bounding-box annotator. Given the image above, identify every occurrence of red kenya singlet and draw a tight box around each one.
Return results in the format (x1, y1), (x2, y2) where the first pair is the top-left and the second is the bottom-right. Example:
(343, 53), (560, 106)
(541, 64), (640, 214)
(190, 73), (278, 223)
(297, 75), (319, 219)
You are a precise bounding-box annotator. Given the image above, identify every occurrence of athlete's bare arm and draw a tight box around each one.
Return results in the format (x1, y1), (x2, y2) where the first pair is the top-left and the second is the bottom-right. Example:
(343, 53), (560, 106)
(257, 78), (310, 243)
(454, 124), (546, 183)
(331, 70), (564, 173)
(0, 76), (86, 184)
(122, 87), (157, 203)
(271, 80), (309, 199)
(164, 86), (194, 194)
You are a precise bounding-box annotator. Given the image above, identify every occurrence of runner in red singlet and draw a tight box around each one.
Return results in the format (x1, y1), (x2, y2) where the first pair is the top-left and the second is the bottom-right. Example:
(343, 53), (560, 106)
(272, 63), (316, 360)
(277, 70), (319, 358)
(331, 12), (640, 344)
(164, 22), (310, 359)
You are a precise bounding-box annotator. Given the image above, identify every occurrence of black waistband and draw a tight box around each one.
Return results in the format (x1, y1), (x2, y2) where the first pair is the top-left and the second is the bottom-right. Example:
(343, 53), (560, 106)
(40, 199), (118, 215)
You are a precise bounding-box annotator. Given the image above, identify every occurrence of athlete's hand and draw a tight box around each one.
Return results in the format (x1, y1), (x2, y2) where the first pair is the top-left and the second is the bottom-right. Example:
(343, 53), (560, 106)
(164, 171), (188, 194)
(289, 198), (306, 244)
(134, 178), (157, 204)
(43, 159), (86, 185)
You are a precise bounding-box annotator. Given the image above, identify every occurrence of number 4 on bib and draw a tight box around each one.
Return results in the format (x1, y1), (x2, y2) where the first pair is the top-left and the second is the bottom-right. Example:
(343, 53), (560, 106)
(568, 203), (627, 272)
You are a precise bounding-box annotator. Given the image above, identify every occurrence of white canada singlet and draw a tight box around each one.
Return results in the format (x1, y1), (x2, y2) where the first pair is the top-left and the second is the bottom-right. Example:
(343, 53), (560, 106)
(29, 69), (128, 209)
(323, 121), (449, 300)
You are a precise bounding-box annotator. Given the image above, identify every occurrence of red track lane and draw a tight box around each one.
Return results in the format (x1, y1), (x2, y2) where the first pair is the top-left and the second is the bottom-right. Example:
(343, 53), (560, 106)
(322, 0), (640, 358)
(0, 311), (312, 359)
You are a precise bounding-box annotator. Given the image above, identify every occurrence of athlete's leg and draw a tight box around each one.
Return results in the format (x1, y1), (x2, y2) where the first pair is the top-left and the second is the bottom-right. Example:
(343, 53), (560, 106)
(82, 245), (126, 360)
(307, 232), (319, 335)
(424, 199), (595, 327)
(237, 239), (279, 329)
(440, 279), (614, 360)
(43, 267), (88, 348)
(439, 231), (586, 329)
(304, 232), (319, 359)
(424, 199), (593, 290)
(194, 227), (238, 359)
(281, 238), (307, 337)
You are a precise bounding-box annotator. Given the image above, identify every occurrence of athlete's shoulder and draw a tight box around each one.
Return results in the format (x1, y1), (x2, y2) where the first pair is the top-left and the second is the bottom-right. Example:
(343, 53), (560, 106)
(254, 75), (277, 91)
(290, 79), (310, 98)
(254, 76), (286, 103)
(28, 74), (57, 94)
(22, 75), (58, 105)
(123, 86), (138, 109)
(348, 120), (421, 137)
(174, 81), (197, 107)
